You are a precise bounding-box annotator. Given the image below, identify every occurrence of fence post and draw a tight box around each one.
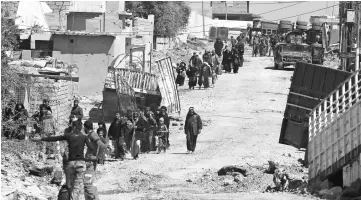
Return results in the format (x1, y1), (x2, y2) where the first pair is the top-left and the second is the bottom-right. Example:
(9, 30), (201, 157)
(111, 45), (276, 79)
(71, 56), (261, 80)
(348, 79), (352, 107)
(355, 71), (359, 100)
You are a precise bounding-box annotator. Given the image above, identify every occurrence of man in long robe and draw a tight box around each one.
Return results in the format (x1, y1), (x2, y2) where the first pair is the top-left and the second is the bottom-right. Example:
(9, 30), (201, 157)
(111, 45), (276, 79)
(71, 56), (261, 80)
(222, 46), (232, 73)
(231, 47), (240, 74)
(214, 38), (224, 57)
(184, 107), (202, 153)
(200, 62), (212, 89)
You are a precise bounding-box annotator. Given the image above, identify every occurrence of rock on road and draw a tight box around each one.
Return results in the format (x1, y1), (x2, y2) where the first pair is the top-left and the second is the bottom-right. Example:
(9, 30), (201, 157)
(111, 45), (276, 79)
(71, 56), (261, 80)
(95, 55), (315, 200)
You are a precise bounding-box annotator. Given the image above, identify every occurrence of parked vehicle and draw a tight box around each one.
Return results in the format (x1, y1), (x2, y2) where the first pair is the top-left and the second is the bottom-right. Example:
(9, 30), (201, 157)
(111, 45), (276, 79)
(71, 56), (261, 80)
(308, 70), (361, 187)
(279, 62), (352, 163)
(273, 30), (312, 69)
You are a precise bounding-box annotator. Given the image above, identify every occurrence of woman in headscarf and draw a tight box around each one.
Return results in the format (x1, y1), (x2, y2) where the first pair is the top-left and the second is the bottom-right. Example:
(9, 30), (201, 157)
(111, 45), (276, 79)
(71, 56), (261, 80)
(214, 38), (224, 57)
(175, 62), (187, 86)
(222, 46), (232, 73)
(186, 64), (198, 90)
(184, 107), (202, 153)
(200, 62), (212, 89)
(231, 47), (240, 74)
(14, 103), (28, 139)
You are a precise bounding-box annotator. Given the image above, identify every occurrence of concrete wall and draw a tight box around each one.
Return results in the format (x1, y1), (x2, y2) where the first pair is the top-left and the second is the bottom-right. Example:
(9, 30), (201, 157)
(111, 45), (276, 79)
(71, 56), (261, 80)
(2, 1), (126, 31)
(44, 1), (73, 31)
(30, 78), (78, 128)
(52, 35), (116, 95)
(67, 12), (103, 32)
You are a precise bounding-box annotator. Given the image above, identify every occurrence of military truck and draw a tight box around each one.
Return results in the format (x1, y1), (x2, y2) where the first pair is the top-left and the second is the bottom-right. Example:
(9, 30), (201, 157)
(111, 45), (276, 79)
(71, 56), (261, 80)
(273, 29), (312, 70)
(273, 20), (327, 70)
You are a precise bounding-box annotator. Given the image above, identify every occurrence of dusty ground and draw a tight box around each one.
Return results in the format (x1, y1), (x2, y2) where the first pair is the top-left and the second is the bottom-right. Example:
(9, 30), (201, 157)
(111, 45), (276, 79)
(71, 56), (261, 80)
(94, 53), (318, 200)
(1, 46), (320, 200)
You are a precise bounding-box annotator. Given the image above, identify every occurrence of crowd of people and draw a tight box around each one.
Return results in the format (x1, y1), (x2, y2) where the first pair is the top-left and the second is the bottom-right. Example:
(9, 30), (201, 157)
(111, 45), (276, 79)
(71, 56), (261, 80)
(1, 96), (204, 199)
(251, 33), (282, 57)
(175, 34), (246, 90)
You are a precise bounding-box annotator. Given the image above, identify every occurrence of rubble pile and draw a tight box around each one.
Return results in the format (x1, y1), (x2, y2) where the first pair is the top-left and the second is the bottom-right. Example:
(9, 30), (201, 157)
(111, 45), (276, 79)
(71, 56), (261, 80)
(310, 178), (361, 200)
(1, 140), (63, 200)
(187, 160), (312, 196)
(152, 40), (210, 66)
(8, 57), (77, 76)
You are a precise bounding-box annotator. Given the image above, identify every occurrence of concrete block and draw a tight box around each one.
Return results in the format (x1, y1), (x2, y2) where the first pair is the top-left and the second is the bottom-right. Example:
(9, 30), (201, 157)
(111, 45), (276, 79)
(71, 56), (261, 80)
(22, 50), (32, 60)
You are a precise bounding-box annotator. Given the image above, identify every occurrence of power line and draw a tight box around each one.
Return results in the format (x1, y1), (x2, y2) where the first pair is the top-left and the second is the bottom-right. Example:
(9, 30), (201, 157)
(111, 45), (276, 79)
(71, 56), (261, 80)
(250, 1), (306, 5)
(270, 3), (340, 21)
(256, 2), (304, 16)
(188, 1), (305, 5)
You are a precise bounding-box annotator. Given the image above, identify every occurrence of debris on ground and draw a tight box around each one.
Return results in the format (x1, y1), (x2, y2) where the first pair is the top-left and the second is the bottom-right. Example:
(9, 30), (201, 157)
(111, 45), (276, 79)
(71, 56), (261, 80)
(218, 165), (247, 176)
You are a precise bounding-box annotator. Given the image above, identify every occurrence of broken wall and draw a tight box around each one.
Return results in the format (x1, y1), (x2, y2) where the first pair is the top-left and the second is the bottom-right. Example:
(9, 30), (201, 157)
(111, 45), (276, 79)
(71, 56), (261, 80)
(52, 34), (115, 95)
(30, 78), (78, 128)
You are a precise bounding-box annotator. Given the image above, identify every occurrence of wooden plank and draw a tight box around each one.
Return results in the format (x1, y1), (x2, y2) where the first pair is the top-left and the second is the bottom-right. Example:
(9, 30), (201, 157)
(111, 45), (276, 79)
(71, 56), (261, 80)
(19, 73), (79, 82)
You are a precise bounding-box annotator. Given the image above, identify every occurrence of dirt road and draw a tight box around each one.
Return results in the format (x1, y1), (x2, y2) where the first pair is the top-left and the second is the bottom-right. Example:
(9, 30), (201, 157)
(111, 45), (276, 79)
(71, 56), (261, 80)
(95, 55), (316, 200)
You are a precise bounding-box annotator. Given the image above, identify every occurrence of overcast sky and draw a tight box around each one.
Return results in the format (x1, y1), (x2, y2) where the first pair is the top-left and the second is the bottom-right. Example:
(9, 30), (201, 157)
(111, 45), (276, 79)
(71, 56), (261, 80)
(249, 1), (339, 22)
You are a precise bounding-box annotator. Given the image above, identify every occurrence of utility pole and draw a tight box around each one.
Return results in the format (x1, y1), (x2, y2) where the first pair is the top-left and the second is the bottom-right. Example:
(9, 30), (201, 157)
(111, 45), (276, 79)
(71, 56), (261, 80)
(225, 1), (228, 20)
(356, 3), (360, 71)
(202, 1), (205, 38)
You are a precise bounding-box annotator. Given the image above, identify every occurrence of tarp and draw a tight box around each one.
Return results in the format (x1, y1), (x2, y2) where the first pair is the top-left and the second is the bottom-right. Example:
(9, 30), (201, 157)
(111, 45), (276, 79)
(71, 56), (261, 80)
(15, 1), (52, 39)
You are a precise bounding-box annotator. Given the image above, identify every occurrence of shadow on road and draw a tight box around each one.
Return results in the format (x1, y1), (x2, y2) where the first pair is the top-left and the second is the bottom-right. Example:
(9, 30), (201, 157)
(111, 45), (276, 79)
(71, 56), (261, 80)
(264, 66), (295, 71)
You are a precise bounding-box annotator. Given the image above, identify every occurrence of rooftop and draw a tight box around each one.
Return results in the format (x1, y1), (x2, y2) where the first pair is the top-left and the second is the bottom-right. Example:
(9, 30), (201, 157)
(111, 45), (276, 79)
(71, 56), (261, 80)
(51, 31), (118, 37)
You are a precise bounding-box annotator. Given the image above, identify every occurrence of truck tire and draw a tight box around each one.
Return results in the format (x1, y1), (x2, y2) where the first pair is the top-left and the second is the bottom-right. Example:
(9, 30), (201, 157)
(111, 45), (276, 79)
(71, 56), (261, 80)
(312, 25), (322, 31)
(296, 21), (308, 26)
(296, 25), (308, 30)
(280, 20), (292, 25)
(278, 62), (284, 70)
(279, 24), (292, 29)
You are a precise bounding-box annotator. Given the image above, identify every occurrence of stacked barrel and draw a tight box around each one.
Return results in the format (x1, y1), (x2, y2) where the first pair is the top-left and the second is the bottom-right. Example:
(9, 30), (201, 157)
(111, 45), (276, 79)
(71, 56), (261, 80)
(278, 20), (292, 34)
(308, 20), (323, 47)
(295, 21), (308, 31)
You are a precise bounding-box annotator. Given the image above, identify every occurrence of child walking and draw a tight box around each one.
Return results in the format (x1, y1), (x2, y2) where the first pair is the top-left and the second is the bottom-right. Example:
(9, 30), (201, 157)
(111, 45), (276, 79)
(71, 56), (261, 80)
(156, 118), (168, 153)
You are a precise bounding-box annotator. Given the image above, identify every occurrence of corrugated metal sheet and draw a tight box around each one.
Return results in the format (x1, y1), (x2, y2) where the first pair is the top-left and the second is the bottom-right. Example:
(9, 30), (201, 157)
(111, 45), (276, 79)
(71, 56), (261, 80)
(279, 62), (352, 149)
(155, 57), (181, 114)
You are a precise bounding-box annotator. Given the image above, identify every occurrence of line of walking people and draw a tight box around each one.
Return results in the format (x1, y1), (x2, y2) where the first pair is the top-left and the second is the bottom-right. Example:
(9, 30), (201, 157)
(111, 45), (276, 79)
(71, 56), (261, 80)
(175, 36), (245, 90)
